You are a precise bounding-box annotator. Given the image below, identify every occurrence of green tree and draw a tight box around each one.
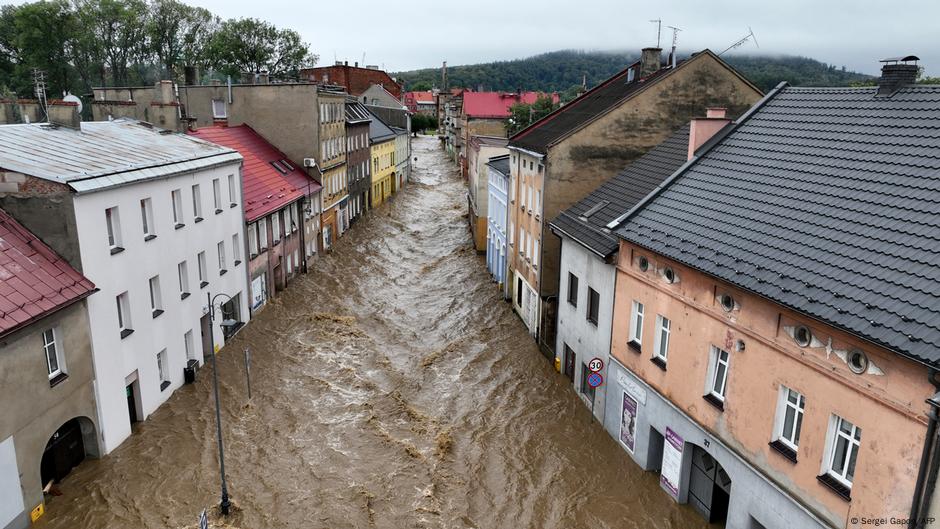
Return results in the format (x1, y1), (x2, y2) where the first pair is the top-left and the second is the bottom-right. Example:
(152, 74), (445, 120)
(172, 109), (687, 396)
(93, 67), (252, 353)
(507, 96), (558, 135)
(75, 0), (151, 86)
(408, 80), (432, 91)
(206, 18), (317, 78)
(147, 0), (219, 80)
(11, 0), (78, 95)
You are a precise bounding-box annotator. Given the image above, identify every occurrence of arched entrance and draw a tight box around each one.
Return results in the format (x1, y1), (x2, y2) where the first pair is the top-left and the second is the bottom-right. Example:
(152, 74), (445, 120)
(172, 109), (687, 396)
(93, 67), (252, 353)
(39, 417), (97, 490)
(688, 444), (732, 524)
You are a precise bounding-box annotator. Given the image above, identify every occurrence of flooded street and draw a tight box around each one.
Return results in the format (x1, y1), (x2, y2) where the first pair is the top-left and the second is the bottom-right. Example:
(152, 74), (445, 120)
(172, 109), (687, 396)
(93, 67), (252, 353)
(37, 136), (711, 529)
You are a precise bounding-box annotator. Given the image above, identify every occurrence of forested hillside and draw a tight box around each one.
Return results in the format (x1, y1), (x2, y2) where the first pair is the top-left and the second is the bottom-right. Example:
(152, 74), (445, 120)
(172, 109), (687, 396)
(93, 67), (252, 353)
(394, 50), (874, 95)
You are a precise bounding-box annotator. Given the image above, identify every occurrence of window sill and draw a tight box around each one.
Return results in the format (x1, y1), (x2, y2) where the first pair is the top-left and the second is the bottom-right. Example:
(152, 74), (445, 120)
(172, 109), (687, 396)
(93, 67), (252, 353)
(567, 300), (577, 308)
(817, 473), (852, 501)
(49, 372), (69, 388)
(219, 269), (227, 276)
(120, 328), (134, 339)
(234, 260), (241, 267)
(144, 234), (157, 242)
(273, 240), (281, 246)
(215, 209), (223, 215)
(230, 203), (238, 209)
(175, 223), (185, 230)
(194, 216), (204, 223)
(160, 380), (171, 392)
(200, 281), (209, 289)
(180, 292), (190, 300)
(651, 356), (667, 371)
(586, 318), (598, 327)
(703, 393), (725, 411)
(110, 246), (125, 255)
(152, 309), (164, 319)
(628, 340), (642, 353)
(769, 440), (798, 463)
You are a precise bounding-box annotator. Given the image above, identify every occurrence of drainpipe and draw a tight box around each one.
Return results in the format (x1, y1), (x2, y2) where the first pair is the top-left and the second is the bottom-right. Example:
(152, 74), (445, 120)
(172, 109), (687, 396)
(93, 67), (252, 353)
(909, 369), (940, 529)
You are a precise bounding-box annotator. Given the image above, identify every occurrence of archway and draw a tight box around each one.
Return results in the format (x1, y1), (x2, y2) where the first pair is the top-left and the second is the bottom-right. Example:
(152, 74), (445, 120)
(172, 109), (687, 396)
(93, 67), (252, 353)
(688, 444), (732, 525)
(39, 417), (98, 490)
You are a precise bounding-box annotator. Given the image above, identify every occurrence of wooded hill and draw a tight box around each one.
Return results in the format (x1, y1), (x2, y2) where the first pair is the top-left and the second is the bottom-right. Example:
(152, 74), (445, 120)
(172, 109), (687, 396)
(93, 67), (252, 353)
(394, 50), (874, 96)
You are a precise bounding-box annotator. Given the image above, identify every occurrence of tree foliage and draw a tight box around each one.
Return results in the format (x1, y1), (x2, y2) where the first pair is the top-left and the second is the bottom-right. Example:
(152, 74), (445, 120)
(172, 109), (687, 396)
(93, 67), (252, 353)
(0, 0), (317, 99)
(507, 96), (559, 135)
(410, 113), (438, 134)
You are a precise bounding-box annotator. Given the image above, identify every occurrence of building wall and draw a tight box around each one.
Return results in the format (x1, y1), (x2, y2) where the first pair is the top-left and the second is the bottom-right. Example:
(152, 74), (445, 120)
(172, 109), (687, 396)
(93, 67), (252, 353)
(485, 165), (509, 294)
(370, 139), (396, 208)
(554, 237), (616, 422)
(361, 85), (405, 109)
(71, 162), (250, 453)
(507, 149), (545, 316)
(0, 301), (99, 529)
(345, 121), (372, 222)
(610, 240), (933, 528)
(245, 201), (304, 313)
(0, 174), (81, 271)
(468, 141), (509, 252)
(394, 132), (410, 191)
(319, 93), (348, 215)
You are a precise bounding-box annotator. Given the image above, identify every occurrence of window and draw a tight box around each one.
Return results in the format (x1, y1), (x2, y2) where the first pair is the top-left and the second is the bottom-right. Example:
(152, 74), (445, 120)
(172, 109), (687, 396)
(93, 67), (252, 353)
(212, 99), (227, 119)
(824, 415), (862, 491)
(42, 328), (65, 381)
(232, 234), (241, 264)
(629, 301), (644, 348)
(532, 238), (539, 267)
(191, 184), (203, 220)
(171, 189), (184, 228)
(534, 190), (541, 214)
(773, 386), (805, 454)
(157, 349), (170, 391)
(272, 213), (281, 244)
(706, 346), (730, 404)
(567, 273), (579, 306)
(178, 261), (190, 299)
(140, 199), (155, 240)
(197, 251), (208, 288)
(217, 240), (226, 274)
(148, 275), (163, 317)
(105, 206), (123, 252)
(794, 325), (813, 347)
(652, 315), (671, 366)
(184, 330), (195, 361)
(586, 288), (600, 325)
(116, 292), (133, 338)
(289, 206), (298, 233)
(228, 174), (237, 206)
(213, 178), (222, 212)
(258, 218), (268, 249)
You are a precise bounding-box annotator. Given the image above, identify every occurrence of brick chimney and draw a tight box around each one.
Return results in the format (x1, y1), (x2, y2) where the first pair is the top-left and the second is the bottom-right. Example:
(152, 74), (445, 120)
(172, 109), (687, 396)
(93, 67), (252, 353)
(640, 48), (662, 77)
(155, 80), (175, 104)
(877, 55), (920, 97)
(47, 100), (81, 129)
(687, 107), (730, 160)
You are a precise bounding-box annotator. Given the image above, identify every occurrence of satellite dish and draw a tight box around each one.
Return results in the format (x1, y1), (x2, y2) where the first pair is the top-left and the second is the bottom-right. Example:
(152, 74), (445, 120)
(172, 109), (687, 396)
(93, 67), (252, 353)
(62, 93), (83, 114)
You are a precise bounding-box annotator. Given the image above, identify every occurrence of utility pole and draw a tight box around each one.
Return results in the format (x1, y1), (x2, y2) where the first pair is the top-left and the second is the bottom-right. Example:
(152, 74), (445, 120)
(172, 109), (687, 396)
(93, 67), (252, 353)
(207, 292), (232, 516)
(649, 19), (662, 48)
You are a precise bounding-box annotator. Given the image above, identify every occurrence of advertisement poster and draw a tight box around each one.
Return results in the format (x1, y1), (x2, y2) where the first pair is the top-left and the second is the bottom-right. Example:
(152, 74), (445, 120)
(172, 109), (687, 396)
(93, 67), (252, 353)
(661, 427), (684, 498)
(620, 392), (637, 452)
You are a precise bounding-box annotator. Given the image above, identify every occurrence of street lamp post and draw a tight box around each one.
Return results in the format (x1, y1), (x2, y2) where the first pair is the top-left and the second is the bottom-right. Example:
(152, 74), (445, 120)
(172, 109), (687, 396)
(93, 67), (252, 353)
(207, 292), (234, 516)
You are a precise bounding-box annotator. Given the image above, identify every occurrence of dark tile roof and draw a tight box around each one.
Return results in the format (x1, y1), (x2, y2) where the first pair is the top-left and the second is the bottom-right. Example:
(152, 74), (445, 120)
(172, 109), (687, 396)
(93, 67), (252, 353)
(0, 208), (95, 338)
(487, 154), (510, 177)
(614, 84), (940, 366)
(368, 109), (396, 143)
(550, 125), (690, 258)
(509, 59), (673, 153)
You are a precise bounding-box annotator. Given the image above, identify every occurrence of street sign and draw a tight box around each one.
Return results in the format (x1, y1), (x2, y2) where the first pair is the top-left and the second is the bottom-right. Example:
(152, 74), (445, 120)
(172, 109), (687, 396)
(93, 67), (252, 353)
(199, 509), (208, 529)
(587, 372), (604, 388)
(588, 357), (604, 372)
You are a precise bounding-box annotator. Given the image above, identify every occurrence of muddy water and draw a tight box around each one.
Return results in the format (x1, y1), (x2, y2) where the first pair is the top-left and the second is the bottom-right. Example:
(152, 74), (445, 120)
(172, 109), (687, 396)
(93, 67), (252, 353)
(37, 137), (713, 529)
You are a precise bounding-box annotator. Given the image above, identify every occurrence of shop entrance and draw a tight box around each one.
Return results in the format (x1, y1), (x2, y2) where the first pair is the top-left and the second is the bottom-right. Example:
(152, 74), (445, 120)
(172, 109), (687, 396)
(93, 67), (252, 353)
(688, 444), (731, 524)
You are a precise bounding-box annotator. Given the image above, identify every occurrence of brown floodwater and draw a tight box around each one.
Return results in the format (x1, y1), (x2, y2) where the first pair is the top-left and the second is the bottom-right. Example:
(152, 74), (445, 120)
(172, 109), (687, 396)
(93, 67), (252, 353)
(35, 136), (714, 529)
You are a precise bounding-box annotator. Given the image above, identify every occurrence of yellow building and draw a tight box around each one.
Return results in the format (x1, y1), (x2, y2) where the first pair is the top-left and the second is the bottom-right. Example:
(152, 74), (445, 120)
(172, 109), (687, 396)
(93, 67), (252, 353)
(369, 114), (397, 208)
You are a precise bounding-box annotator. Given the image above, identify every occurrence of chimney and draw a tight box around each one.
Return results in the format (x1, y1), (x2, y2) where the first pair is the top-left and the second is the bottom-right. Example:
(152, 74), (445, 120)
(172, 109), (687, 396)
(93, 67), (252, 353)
(687, 107), (730, 160)
(640, 47), (662, 77)
(48, 100), (81, 129)
(154, 80), (174, 104)
(877, 55), (920, 97)
(354, 61), (358, 67)
(184, 65), (199, 86)
(258, 70), (269, 84)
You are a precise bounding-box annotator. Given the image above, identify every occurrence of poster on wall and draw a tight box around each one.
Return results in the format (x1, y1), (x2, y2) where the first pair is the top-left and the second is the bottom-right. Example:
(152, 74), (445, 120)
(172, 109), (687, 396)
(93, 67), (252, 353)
(251, 275), (266, 310)
(661, 427), (684, 499)
(620, 392), (637, 452)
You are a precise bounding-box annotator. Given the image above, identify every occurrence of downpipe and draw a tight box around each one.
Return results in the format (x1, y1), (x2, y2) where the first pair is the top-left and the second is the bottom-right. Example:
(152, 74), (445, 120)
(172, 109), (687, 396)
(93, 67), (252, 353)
(908, 369), (940, 529)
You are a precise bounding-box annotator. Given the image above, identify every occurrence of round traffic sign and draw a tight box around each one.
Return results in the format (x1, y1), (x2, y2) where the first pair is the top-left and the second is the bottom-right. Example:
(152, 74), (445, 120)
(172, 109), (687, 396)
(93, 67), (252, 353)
(587, 371), (604, 388)
(588, 357), (604, 372)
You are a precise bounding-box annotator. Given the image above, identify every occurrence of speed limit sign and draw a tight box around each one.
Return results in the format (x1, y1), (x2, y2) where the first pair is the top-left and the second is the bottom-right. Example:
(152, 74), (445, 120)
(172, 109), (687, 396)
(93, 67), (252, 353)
(588, 357), (604, 372)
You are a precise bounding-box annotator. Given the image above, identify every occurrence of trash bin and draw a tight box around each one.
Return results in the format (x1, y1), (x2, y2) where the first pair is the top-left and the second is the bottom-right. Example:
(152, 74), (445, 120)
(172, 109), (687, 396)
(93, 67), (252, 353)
(184, 359), (198, 384)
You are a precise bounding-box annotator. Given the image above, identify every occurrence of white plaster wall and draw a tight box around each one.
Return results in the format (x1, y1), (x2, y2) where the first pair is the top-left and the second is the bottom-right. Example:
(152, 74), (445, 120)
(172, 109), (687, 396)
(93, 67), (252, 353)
(555, 236), (616, 422)
(0, 437), (24, 529)
(73, 162), (250, 454)
(486, 166), (508, 288)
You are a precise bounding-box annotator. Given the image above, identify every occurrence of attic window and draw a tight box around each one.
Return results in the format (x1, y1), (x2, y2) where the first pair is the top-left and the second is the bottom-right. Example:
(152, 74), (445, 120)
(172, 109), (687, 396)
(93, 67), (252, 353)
(794, 325), (812, 347)
(581, 200), (610, 219)
(720, 294), (735, 312)
(638, 256), (650, 272)
(662, 267), (677, 284)
(280, 159), (294, 171)
(848, 349), (869, 374)
(270, 161), (288, 175)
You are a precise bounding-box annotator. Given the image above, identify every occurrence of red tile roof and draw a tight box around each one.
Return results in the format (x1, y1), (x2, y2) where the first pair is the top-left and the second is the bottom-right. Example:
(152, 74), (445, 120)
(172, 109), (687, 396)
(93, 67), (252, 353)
(0, 209), (95, 338)
(188, 125), (321, 222)
(461, 91), (560, 119)
(409, 92), (435, 103)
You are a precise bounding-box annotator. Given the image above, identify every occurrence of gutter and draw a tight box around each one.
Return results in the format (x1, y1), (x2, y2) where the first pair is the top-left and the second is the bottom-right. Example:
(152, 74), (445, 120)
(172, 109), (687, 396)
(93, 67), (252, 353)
(0, 287), (98, 342)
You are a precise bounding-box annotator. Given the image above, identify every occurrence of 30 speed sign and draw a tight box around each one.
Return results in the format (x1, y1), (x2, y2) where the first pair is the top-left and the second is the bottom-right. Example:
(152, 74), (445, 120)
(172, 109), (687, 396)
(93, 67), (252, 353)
(588, 357), (604, 373)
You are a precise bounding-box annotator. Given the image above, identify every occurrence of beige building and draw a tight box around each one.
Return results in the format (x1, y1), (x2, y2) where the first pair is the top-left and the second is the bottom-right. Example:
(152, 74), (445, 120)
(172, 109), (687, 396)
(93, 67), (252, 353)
(506, 48), (763, 355)
(466, 135), (509, 252)
(317, 89), (349, 251)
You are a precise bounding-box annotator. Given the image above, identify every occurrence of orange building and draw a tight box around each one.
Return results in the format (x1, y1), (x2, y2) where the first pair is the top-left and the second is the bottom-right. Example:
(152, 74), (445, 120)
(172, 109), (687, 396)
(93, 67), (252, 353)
(603, 58), (940, 529)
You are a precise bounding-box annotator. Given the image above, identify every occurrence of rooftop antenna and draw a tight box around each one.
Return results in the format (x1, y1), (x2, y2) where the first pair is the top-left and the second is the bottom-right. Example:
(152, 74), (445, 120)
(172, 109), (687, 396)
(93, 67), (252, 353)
(32, 68), (48, 122)
(666, 25), (682, 67)
(649, 19), (662, 48)
(718, 27), (759, 56)
(361, 52), (366, 66)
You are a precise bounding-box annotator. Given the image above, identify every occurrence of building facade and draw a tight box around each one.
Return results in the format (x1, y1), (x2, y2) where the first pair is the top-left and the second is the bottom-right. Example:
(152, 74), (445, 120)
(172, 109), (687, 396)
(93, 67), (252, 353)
(393, 126), (411, 191)
(0, 118), (250, 454)
(484, 154), (510, 297)
(345, 99), (373, 223)
(318, 89), (349, 251)
(466, 135), (509, 252)
(0, 209), (98, 529)
(507, 48), (763, 355)
(369, 112), (397, 209)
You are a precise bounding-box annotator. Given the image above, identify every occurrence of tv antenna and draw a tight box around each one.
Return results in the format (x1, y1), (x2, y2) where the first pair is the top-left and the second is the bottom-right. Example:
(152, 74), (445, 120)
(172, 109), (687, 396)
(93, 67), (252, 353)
(649, 19), (662, 48)
(719, 27), (759, 56)
(32, 68), (49, 122)
(666, 25), (682, 67)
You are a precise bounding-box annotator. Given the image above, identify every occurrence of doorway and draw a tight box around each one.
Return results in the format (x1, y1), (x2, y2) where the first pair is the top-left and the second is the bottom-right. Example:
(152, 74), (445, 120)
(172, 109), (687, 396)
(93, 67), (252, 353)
(125, 380), (141, 425)
(688, 445), (731, 524)
(563, 344), (575, 382)
(200, 312), (212, 361)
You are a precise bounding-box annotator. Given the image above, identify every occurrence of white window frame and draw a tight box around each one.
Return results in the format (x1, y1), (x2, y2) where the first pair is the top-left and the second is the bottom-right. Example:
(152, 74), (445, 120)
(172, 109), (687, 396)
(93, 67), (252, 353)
(197, 251), (207, 285)
(212, 99), (227, 119)
(178, 261), (190, 296)
(706, 345), (730, 401)
(171, 189), (184, 226)
(823, 415), (862, 488)
(116, 292), (132, 332)
(217, 240), (226, 272)
(213, 178), (222, 211)
(629, 301), (644, 344)
(272, 213), (281, 243)
(42, 327), (64, 379)
(773, 386), (806, 451)
(228, 174), (237, 206)
(148, 275), (163, 314)
(157, 349), (169, 385)
(140, 198), (154, 239)
(106, 206), (122, 249)
(532, 238), (539, 267)
(232, 234), (241, 263)
(184, 330), (195, 361)
(258, 218), (268, 249)
(191, 184), (202, 219)
(653, 315), (671, 362)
